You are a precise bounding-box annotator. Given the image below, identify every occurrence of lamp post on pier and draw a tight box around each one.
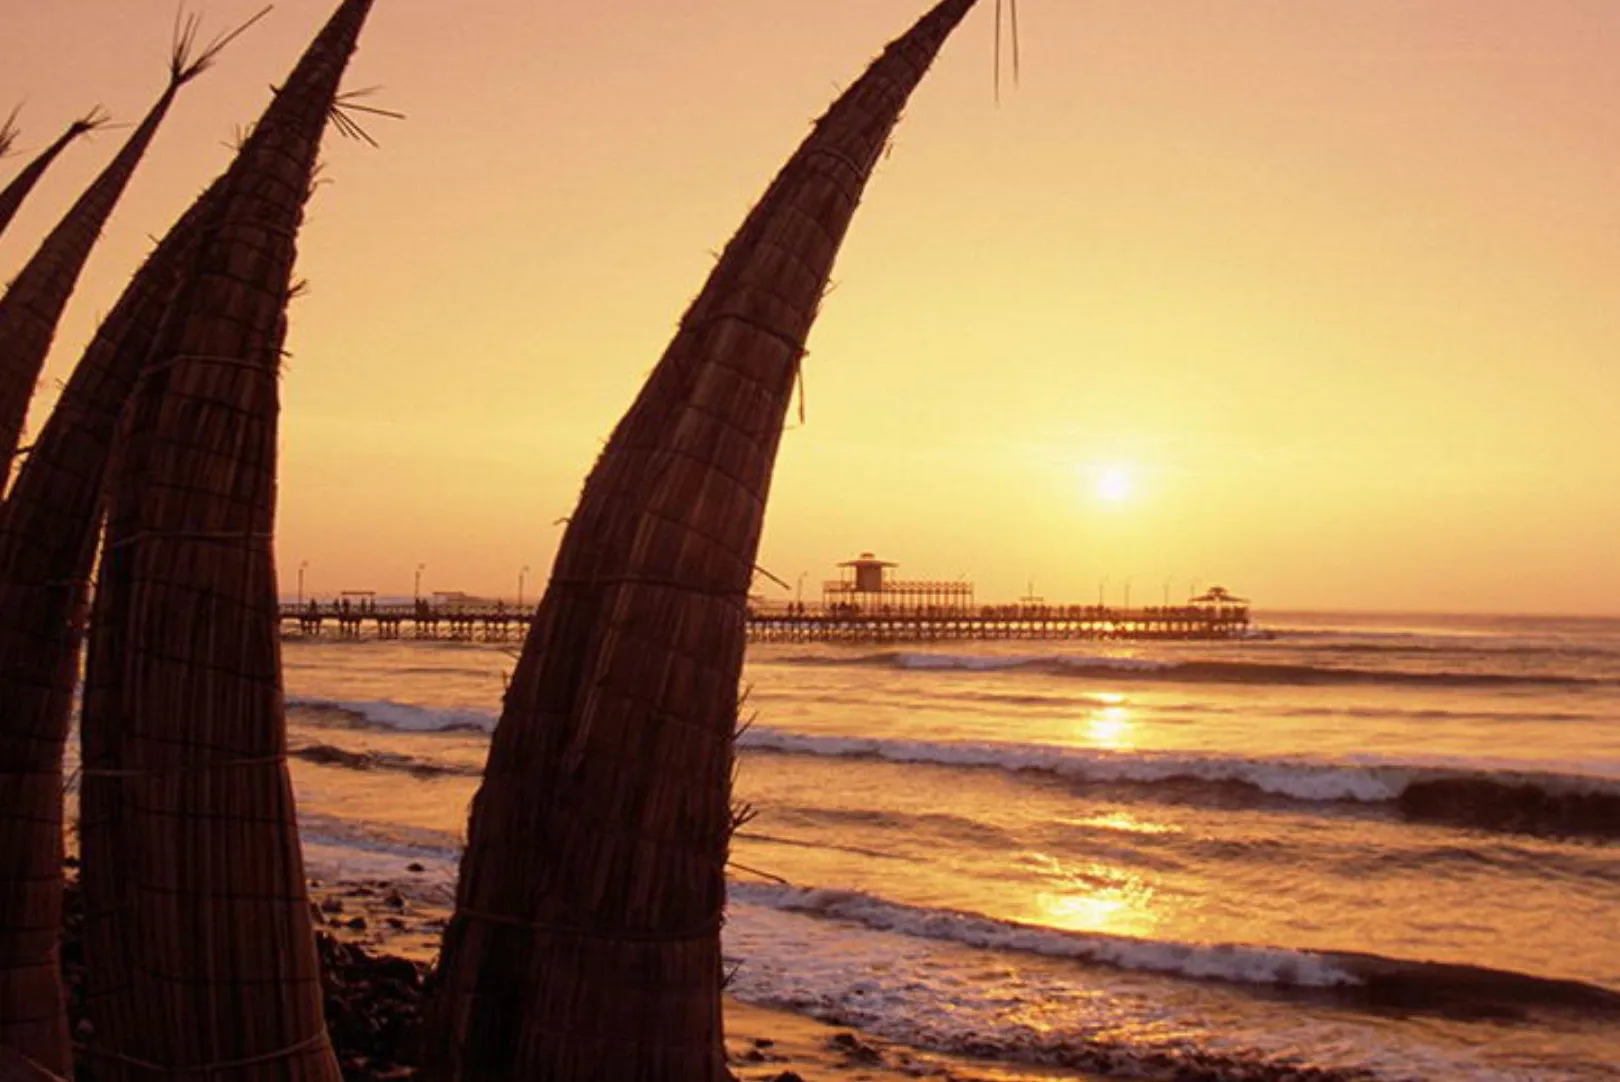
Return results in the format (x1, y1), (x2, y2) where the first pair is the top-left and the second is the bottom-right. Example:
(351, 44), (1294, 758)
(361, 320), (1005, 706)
(518, 565), (530, 609)
(1098, 575), (1109, 609)
(1163, 577), (1173, 607)
(297, 560), (309, 606)
(415, 563), (426, 605)
(1123, 576), (1134, 612)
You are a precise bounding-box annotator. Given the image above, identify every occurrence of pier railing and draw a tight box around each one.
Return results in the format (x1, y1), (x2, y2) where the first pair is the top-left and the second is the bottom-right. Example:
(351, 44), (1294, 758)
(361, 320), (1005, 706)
(277, 599), (1251, 643)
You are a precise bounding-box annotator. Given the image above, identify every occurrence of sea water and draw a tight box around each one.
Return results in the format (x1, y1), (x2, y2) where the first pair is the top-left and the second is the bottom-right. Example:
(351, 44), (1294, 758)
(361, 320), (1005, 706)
(277, 612), (1620, 1080)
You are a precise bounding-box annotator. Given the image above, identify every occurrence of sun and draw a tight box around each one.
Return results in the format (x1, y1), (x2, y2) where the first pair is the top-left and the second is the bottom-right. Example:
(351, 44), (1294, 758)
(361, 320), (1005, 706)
(1095, 467), (1132, 502)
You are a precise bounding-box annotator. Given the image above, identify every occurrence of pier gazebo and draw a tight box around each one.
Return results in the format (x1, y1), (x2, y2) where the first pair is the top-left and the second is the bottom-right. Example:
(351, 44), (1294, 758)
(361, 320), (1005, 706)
(822, 552), (975, 616)
(1189, 585), (1250, 621)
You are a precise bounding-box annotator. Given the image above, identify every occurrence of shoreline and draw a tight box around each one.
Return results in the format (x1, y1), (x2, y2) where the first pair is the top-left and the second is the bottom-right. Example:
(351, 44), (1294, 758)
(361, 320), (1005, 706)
(58, 867), (1093, 1082)
(303, 876), (1096, 1082)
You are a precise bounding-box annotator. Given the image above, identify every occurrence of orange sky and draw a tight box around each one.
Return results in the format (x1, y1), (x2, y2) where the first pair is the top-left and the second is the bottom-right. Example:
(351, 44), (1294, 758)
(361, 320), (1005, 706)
(3, 1), (1617, 615)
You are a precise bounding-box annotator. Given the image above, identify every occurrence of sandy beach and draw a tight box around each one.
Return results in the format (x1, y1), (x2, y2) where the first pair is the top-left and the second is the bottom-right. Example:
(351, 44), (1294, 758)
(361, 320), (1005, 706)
(57, 866), (1092, 1082)
(325, 884), (1097, 1082)
(302, 879), (1097, 1082)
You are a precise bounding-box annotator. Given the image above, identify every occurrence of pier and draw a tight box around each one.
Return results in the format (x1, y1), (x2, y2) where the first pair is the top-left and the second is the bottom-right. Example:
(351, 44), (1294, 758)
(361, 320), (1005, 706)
(278, 556), (1250, 643)
(276, 599), (1250, 643)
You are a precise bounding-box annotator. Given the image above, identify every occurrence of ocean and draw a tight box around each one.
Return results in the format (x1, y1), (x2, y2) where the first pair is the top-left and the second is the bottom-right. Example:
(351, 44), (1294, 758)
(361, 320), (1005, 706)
(273, 611), (1620, 1080)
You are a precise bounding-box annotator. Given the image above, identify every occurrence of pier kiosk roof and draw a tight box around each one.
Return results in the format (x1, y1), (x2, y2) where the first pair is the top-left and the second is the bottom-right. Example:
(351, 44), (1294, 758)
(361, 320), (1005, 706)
(837, 552), (898, 593)
(1190, 586), (1248, 605)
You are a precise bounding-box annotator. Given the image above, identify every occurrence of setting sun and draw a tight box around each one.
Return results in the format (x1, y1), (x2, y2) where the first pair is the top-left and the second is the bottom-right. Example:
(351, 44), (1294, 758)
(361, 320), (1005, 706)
(1095, 467), (1133, 503)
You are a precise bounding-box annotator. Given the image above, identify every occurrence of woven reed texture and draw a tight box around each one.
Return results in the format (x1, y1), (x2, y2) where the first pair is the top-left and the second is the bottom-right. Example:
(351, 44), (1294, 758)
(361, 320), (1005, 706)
(77, 5), (373, 1082)
(0, 83), (189, 485)
(425, 3), (979, 1080)
(0, 180), (220, 1077)
(0, 120), (93, 246)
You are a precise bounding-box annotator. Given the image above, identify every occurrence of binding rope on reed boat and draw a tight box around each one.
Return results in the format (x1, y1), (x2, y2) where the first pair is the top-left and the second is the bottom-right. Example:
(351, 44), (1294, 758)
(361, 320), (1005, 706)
(79, 1031), (334, 1078)
(78, 753), (288, 780)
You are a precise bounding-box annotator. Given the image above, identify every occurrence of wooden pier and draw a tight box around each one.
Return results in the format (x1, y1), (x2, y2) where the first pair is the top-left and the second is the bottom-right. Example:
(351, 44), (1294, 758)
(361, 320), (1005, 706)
(280, 557), (1252, 643)
(277, 599), (1251, 644)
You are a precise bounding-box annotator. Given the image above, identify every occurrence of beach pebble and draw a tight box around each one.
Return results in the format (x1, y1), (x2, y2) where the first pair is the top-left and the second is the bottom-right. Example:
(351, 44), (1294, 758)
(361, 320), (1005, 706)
(406, 862), (425, 873)
(346, 916), (368, 931)
(828, 1032), (883, 1065)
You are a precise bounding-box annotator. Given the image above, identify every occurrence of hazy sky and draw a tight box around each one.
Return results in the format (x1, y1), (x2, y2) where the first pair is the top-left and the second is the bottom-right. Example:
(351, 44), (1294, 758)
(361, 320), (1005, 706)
(3, 1), (1617, 615)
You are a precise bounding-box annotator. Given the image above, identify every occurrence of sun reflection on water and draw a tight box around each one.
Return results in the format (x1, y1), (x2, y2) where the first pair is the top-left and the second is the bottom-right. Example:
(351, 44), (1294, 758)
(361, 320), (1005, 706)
(1085, 702), (1136, 750)
(1027, 852), (1161, 938)
(1063, 810), (1180, 836)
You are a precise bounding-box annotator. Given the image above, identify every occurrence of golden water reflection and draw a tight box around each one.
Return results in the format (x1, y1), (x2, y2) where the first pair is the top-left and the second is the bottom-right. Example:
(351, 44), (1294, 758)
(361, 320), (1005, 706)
(1062, 810), (1180, 836)
(1029, 852), (1161, 938)
(1084, 701), (1136, 750)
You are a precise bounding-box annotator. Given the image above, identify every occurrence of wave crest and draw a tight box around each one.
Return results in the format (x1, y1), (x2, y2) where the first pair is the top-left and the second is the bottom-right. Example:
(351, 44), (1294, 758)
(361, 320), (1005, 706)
(770, 650), (1602, 689)
(731, 883), (1620, 1017)
(288, 695), (498, 733)
(731, 882), (1357, 987)
(738, 728), (1620, 838)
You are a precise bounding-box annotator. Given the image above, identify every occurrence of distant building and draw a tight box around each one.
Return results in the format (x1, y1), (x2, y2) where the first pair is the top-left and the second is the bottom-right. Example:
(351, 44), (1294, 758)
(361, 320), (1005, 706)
(1189, 585), (1249, 615)
(822, 552), (974, 615)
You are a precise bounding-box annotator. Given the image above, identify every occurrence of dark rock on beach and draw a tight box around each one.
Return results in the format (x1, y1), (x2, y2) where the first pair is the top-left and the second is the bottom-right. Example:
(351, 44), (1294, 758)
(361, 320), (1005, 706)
(316, 933), (431, 1079)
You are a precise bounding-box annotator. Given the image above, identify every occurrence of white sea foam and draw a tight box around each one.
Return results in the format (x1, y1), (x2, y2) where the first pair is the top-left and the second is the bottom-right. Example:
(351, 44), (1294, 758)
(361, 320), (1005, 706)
(721, 895), (1530, 1082)
(730, 882), (1358, 988)
(737, 726), (1620, 807)
(298, 813), (463, 905)
(288, 695), (499, 733)
(738, 726), (1409, 802)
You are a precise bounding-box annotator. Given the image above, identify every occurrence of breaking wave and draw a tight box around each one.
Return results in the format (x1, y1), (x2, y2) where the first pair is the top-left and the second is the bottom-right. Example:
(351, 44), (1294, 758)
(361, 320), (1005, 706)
(766, 650), (1604, 689)
(288, 695), (498, 733)
(738, 728), (1620, 839)
(730, 882), (1620, 1017)
(732, 881), (1356, 987)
